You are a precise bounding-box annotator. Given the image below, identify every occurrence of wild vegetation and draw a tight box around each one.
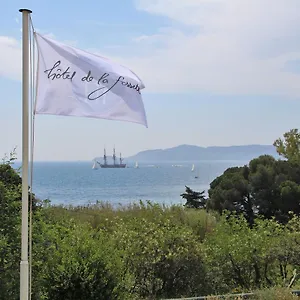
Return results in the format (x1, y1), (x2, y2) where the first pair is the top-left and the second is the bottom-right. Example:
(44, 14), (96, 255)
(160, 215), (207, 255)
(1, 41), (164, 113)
(1, 129), (300, 299)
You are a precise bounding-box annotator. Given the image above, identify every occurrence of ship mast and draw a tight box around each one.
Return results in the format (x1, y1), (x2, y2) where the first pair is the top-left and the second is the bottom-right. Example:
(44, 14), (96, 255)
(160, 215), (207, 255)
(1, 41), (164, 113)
(112, 147), (116, 165)
(103, 147), (107, 165)
(120, 153), (123, 165)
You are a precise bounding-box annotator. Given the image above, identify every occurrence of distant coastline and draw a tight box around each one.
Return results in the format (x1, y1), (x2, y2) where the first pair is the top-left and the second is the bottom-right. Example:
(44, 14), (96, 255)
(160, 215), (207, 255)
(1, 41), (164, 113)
(125, 144), (279, 162)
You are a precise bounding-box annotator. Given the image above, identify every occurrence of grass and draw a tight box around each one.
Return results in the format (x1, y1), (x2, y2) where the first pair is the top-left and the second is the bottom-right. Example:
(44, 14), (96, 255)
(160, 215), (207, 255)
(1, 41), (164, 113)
(205, 288), (298, 299)
(43, 200), (217, 240)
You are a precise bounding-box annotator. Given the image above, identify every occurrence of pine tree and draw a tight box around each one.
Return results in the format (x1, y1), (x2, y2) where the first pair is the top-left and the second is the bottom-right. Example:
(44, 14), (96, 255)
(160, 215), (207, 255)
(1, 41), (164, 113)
(180, 186), (206, 209)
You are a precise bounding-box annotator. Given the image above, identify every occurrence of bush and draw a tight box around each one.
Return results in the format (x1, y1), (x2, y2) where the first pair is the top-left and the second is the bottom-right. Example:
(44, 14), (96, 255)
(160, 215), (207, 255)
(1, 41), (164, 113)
(203, 213), (300, 294)
(109, 214), (210, 299)
(31, 208), (127, 300)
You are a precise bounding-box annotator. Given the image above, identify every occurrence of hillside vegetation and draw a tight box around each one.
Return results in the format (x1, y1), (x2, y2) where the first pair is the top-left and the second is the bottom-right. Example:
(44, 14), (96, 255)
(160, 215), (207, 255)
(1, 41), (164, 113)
(1, 129), (300, 299)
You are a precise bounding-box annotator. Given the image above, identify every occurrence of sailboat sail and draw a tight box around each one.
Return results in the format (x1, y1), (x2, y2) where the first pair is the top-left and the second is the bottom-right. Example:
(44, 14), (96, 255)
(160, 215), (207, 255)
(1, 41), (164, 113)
(191, 164), (195, 172)
(135, 161), (139, 168)
(92, 161), (98, 170)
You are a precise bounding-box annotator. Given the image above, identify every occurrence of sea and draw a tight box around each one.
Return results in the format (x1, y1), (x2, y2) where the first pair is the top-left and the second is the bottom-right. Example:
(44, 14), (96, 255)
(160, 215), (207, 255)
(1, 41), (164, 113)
(14, 160), (248, 207)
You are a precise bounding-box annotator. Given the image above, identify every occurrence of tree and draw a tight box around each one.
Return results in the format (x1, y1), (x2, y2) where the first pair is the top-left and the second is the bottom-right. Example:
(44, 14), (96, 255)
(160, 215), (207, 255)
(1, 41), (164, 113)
(207, 166), (254, 225)
(248, 155), (278, 220)
(0, 152), (40, 299)
(180, 186), (206, 209)
(0, 148), (21, 188)
(0, 157), (39, 212)
(273, 129), (300, 163)
(0, 152), (22, 299)
(249, 156), (300, 223)
(207, 155), (300, 224)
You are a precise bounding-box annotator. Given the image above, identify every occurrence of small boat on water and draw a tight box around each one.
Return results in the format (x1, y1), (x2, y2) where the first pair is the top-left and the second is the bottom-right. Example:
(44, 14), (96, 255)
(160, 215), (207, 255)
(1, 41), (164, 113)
(135, 161), (139, 168)
(92, 160), (99, 170)
(193, 164), (199, 178)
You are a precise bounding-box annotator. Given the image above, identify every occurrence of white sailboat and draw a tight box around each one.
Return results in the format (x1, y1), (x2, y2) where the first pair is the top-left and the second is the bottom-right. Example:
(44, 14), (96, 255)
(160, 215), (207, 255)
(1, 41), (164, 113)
(192, 164), (199, 178)
(135, 161), (139, 168)
(92, 161), (98, 170)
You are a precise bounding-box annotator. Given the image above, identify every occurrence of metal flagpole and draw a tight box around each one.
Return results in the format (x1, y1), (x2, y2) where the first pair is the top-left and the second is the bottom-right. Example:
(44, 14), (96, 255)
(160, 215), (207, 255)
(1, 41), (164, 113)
(19, 8), (32, 300)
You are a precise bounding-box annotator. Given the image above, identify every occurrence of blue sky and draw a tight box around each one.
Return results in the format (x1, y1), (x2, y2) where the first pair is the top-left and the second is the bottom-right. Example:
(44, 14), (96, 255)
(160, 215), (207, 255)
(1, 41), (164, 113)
(1, 0), (300, 161)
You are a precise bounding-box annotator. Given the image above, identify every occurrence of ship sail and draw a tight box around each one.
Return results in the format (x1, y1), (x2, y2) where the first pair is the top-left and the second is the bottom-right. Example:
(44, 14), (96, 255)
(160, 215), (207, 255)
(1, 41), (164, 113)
(135, 161), (139, 168)
(191, 164), (195, 172)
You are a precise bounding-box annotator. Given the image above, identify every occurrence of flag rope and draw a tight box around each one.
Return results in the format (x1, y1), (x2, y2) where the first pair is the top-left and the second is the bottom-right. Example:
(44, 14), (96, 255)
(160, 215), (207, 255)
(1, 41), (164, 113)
(28, 15), (36, 300)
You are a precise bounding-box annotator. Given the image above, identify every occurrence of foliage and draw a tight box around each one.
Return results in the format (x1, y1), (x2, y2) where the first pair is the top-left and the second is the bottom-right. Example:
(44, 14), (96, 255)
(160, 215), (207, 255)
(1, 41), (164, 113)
(109, 215), (209, 299)
(204, 213), (300, 294)
(0, 156), (22, 299)
(0, 151), (43, 299)
(208, 155), (300, 224)
(207, 165), (253, 223)
(180, 185), (207, 209)
(24, 201), (300, 299)
(31, 209), (125, 300)
(1, 146), (17, 165)
(273, 129), (300, 163)
(26, 201), (217, 299)
(51, 201), (217, 241)
(4, 140), (300, 299)
(254, 287), (299, 300)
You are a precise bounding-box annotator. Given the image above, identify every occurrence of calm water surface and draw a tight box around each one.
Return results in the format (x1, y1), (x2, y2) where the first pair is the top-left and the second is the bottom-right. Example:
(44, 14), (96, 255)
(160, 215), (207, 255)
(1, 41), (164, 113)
(15, 160), (248, 206)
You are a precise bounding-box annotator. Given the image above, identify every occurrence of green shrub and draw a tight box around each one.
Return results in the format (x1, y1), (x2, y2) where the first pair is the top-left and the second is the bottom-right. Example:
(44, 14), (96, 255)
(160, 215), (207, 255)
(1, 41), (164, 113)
(31, 208), (128, 300)
(109, 215), (210, 299)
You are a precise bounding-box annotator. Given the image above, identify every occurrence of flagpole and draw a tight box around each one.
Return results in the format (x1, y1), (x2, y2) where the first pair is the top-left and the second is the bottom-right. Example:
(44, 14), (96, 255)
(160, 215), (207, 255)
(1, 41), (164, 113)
(19, 8), (32, 300)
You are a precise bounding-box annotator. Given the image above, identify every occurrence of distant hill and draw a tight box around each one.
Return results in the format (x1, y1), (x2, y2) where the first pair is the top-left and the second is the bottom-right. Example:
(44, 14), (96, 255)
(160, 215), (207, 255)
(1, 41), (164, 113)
(126, 144), (279, 162)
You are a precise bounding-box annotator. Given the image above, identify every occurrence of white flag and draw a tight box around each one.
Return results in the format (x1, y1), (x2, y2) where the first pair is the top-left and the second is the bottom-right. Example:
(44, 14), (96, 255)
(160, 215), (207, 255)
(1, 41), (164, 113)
(34, 32), (148, 127)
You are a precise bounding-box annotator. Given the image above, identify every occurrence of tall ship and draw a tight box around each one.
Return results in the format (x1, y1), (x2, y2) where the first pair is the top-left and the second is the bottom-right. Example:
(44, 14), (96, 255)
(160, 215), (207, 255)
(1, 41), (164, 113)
(99, 147), (126, 168)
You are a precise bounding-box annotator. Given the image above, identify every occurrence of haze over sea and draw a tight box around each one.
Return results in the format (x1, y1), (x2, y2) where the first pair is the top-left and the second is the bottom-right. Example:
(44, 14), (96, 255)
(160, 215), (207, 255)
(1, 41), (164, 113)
(14, 160), (248, 206)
